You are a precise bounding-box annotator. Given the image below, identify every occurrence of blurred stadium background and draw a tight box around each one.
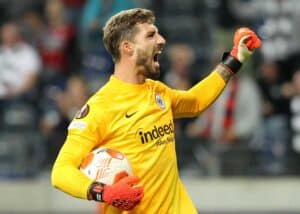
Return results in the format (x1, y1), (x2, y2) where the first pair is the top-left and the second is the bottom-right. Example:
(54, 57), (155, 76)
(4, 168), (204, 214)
(1, 0), (300, 213)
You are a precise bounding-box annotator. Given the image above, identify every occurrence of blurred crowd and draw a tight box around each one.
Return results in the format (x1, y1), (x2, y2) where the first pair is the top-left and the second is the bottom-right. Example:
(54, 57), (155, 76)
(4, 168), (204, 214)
(1, 0), (300, 178)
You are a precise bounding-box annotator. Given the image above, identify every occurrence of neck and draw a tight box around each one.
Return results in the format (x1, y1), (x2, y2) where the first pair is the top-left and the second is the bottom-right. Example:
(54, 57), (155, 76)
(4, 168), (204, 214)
(114, 59), (146, 84)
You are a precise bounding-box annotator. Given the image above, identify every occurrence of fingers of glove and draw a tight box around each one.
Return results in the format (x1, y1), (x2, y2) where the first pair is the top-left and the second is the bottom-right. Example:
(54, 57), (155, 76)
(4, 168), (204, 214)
(239, 35), (251, 45)
(108, 186), (144, 210)
(130, 186), (144, 202)
(120, 175), (141, 186)
(126, 186), (144, 203)
(113, 171), (129, 183)
(231, 35), (251, 58)
(123, 199), (142, 211)
(239, 36), (255, 55)
(246, 35), (262, 50)
(104, 183), (143, 199)
(112, 199), (139, 211)
(131, 185), (144, 196)
(120, 186), (143, 201)
(234, 27), (252, 44)
(234, 27), (261, 50)
(112, 199), (133, 210)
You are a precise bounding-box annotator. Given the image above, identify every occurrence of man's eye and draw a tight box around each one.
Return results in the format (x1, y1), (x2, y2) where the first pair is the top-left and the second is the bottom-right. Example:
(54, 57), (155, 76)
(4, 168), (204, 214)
(147, 33), (155, 38)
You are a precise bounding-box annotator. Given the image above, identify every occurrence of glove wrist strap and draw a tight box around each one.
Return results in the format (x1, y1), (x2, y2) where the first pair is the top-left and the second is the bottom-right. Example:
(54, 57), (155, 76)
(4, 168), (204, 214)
(87, 182), (106, 202)
(221, 52), (242, 74)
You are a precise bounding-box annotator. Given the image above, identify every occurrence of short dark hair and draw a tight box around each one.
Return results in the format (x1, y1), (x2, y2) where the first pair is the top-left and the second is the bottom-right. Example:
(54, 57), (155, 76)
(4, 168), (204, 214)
(103, 8), (155, 62)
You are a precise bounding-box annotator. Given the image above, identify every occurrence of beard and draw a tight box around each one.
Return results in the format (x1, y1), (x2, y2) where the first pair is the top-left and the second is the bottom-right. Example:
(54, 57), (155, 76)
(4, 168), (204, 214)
(136, 48), (160, 80)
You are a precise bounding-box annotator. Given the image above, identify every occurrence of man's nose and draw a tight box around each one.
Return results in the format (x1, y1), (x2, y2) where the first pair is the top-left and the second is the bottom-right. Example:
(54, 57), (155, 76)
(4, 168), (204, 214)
(158, 34), (166, 46)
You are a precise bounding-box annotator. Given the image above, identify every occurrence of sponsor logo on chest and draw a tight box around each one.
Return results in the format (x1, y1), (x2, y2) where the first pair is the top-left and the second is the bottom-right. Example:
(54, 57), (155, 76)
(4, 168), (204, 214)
(136, 121), (175, 146)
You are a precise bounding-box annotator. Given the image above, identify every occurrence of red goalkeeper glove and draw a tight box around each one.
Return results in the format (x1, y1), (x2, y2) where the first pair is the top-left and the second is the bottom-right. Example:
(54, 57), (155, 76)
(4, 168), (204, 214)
(87, 176), (144, 211)
(231, 27), (261, 62)
(222, 27), (262, 74)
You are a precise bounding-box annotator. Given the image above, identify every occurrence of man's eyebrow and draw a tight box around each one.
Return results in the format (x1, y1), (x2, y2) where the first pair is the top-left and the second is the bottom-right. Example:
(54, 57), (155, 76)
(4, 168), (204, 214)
(146, 30), (156, 35)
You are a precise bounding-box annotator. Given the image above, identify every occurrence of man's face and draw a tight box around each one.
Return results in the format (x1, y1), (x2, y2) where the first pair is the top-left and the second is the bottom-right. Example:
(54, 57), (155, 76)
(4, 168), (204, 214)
(132, 23), (166, 79)
(1, 23), (20, 46)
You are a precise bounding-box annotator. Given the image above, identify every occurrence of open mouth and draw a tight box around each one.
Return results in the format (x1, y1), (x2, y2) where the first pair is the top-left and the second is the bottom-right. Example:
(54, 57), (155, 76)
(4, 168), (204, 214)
(153, 53), (159, 62)
(153, 50), (162, 63)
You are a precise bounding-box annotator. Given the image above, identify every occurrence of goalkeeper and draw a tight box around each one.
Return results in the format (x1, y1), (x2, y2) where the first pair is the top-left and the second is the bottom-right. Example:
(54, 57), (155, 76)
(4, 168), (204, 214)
(51, 8), (261, 214)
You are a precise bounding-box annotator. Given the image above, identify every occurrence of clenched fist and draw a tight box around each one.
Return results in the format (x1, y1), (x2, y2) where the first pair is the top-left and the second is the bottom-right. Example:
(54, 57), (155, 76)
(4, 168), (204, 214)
(230, 27), (262, 63)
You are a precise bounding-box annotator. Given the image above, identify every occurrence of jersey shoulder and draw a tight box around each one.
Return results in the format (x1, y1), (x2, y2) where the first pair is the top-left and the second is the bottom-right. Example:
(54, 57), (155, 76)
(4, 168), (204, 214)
(73, 83), (112, 122)
(88, 81), (114, 107)
(146, 79), (171, 92)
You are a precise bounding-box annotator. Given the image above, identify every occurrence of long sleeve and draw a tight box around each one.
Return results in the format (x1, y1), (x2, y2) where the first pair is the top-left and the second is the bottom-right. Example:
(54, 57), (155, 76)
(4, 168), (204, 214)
(51, 100), (105, 199)
(165, 70), (227, 118)
(51, 135), (95, 199)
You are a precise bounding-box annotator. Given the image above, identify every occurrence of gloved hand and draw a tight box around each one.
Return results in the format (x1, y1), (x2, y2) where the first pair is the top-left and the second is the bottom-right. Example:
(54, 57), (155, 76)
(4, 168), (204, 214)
(230, 27), (262, 63)
(88, 176), (144, 211)
(221, 27), (261, 74)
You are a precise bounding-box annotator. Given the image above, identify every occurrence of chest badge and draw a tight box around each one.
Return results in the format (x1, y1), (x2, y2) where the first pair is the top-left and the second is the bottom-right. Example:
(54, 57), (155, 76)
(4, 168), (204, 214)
(155, 93), (165, 109)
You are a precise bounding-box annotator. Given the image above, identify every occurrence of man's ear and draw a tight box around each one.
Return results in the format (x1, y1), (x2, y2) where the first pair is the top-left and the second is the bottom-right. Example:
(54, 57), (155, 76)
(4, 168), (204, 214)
(121, 41), (134, 56)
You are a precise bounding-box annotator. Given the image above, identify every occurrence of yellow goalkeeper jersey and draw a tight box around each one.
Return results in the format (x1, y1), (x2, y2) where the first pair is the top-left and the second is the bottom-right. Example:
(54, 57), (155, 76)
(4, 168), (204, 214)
(51, 70), (226, 214)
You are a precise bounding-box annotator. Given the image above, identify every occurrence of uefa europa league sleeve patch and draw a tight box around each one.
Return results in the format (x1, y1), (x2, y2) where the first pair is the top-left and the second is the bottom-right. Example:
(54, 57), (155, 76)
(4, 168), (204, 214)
(75, 104), (90, 119)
